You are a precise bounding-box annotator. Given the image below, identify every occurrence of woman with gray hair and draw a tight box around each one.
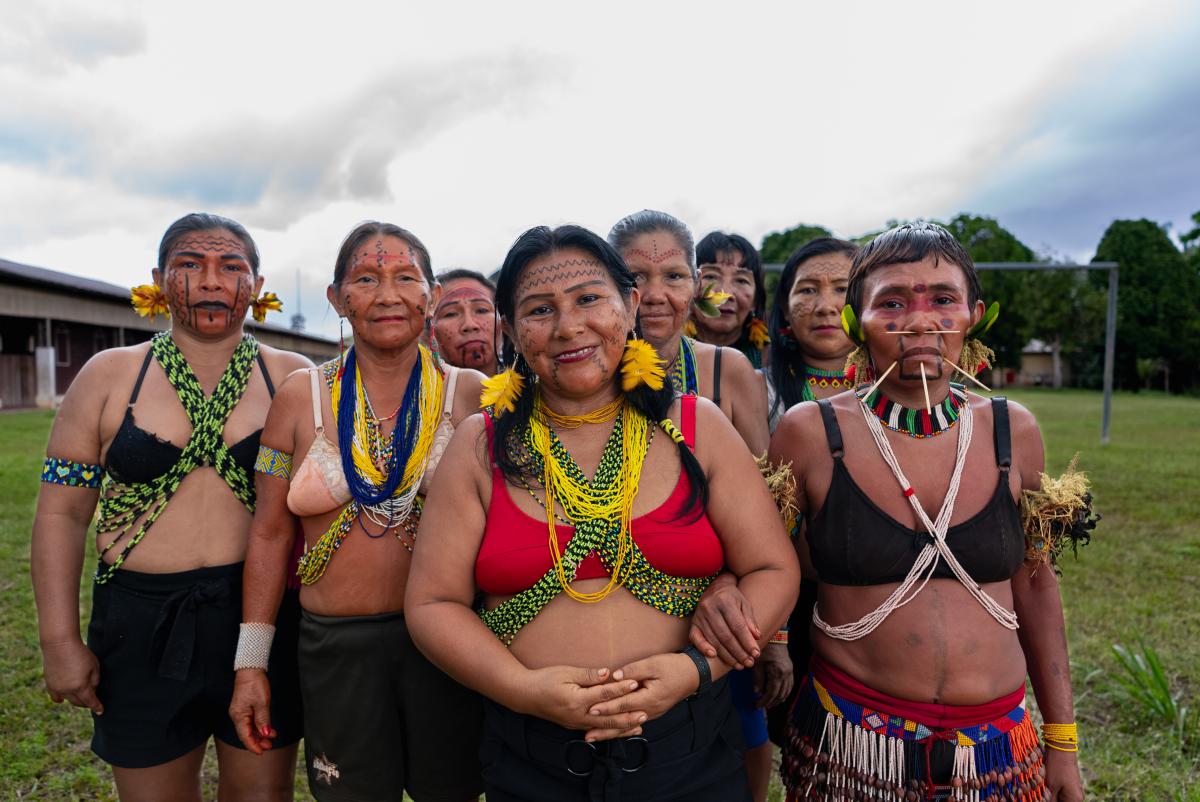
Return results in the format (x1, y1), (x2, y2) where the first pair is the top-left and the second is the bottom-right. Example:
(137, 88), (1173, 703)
(608, 210), (777, 802)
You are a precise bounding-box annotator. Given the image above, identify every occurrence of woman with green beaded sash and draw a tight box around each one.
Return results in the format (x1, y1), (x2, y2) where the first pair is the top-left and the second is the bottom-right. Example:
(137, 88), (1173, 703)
(31, 213), (312, 801)
(770, 223), (1083, 800)
(229, 221), (487, 802)
(404, 224), (799, 802)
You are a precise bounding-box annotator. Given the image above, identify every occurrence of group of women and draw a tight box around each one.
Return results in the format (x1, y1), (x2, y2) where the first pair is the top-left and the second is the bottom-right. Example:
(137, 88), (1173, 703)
(32, 210), (1085, 802)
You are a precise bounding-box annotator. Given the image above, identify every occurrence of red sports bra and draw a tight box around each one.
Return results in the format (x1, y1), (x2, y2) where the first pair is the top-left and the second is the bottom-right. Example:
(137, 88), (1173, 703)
(475, 397), (724, 597)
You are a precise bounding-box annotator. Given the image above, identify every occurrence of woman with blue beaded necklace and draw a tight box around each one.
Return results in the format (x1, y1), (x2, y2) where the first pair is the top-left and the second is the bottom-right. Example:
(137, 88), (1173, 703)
(405, 224), (799, 801)
(31, 213), (312, 801)
(229, 222), (487, 802)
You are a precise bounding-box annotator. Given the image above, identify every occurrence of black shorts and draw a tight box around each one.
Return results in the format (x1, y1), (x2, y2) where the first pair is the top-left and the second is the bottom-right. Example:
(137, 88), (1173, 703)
(480, 676), (750, 802)
(87, 562), (303, 768)
(298, 609), (484, 802)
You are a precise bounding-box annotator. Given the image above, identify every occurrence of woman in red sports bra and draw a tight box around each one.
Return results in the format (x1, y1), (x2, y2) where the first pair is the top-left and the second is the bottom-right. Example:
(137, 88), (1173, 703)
(769, 223), (1084, 801)
(405, 224), (800, 802)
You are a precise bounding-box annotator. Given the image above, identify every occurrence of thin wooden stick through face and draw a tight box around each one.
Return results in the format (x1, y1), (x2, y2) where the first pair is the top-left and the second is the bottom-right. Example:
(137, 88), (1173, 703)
(944, 357), (992, 391)
(920, 363), (931, 415)
(864, 360), (897, 399)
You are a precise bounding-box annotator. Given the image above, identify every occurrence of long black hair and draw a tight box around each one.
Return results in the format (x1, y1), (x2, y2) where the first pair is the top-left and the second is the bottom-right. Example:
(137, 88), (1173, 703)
(492, 224), (708, 514)
(768, 237), (859, 411)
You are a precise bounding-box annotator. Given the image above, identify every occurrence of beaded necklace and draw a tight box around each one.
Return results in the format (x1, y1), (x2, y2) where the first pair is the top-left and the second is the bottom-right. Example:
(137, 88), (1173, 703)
(800, 366), (851, 402)
(95, 332), (258, 583)
(858, 381), (967, 438)
(479, 398), (714, 644)
(296, 345), (443, 584)
(669, 336), (699, 395)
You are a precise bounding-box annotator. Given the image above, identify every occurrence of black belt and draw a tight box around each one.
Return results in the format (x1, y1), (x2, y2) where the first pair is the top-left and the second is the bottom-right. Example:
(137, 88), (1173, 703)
(149, 576), (237, 681)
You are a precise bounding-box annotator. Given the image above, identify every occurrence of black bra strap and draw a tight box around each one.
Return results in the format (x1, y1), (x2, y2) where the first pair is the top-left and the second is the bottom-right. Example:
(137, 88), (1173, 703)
(816, 398), (844, 458)
(991, 396), (1011, 469)
(256, 352), (275, 398)
(712, 348), (723, 407)
(128, 347), (155, 406)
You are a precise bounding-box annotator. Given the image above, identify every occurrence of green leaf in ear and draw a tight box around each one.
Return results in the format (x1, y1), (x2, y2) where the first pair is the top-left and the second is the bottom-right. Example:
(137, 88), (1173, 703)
(840, 305), (864, 343)
(967, 301), (1000, 337)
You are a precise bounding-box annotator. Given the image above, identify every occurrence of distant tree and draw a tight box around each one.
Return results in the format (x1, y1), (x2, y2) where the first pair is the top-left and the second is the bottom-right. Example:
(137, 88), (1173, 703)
(1093, 219), (1200, 392)
(760, 223), (832, 264)
(1022, 267), (1106, 388)
(940, 214), (1036, 372)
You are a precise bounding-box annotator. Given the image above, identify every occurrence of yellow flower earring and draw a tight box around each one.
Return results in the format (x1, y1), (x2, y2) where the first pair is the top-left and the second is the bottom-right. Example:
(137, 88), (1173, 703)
(251, 291), (283, 322)
(130, 284), (170, 320)
(481, 359), (526, 416)
(621, 337), (666, 392)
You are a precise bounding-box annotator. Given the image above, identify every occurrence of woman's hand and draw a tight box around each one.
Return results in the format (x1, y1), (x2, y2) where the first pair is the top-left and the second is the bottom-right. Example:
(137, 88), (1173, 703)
(754, 643), (793, 709)
(688, 572), (761, 669)
(229, 669), (276, 754)
(41, 639), (103, 715)
(523, 666), (645, 742)
(1044, 748), (1083, 801)
(585, 653), (701, 741)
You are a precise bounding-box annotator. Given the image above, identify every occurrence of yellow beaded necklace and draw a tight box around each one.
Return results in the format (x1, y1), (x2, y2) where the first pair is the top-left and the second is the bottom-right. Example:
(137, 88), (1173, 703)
(529, 392), (649, 604)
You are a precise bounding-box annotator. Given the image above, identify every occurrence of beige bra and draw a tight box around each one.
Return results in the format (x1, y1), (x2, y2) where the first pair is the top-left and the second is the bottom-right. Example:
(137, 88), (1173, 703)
(286, 363), (459, 518)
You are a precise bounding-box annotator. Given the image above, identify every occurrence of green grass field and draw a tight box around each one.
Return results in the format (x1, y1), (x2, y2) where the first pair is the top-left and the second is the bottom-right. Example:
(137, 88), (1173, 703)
(2, 389), (1198, 799)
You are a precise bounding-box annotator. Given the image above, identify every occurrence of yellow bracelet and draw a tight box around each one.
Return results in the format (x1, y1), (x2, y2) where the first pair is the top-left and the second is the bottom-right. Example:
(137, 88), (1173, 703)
(1041, 722), (1079, 752)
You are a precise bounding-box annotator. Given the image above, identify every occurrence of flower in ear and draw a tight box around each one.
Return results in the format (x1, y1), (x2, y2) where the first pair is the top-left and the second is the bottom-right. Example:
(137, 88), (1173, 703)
(251, 291), (283, 323)
(130, 284), (170, 320)
(748, 317), (770, 349)
(620, 338), (666, 392)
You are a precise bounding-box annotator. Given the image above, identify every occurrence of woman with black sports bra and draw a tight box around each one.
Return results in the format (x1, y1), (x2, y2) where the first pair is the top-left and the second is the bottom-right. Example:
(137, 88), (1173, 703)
(31, 213), (312, 801)
(769, 222), (1083, 801)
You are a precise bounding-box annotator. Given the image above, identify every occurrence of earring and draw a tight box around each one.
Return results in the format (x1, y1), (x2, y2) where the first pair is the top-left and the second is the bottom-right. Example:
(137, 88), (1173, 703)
(621, 336), (666, 392)
(130, 284), (170, 320)
(251, 291), (282, 322)
(426, 317), (442, 364)
(958, 301), (1000, 377)
(338, 318), (347, 378)
(480, 355), (526, 416)
(845, 347), (872, 385)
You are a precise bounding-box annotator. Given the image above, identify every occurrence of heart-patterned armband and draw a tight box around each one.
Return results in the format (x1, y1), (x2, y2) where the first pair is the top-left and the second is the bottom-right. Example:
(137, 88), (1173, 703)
(42, 457), (103, 489)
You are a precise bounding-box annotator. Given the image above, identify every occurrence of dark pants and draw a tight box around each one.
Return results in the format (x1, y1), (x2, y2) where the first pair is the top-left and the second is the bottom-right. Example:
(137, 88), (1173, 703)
(480, 676), (750, 802)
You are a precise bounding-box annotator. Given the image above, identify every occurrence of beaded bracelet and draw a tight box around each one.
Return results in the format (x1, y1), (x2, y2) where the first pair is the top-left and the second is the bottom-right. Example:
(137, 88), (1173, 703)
(769, 629), (789, 645)
(1041, 722), (1079, 752)
(234, 622), (276, 671)
(41, 457), (103, 489)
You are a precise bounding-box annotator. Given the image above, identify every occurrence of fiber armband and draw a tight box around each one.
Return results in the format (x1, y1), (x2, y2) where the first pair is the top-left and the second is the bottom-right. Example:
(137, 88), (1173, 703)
(233, 622), (276, 671)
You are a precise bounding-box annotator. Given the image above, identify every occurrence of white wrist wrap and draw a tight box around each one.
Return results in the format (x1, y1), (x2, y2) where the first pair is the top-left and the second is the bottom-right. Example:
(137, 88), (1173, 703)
(234, 622), (276, 671)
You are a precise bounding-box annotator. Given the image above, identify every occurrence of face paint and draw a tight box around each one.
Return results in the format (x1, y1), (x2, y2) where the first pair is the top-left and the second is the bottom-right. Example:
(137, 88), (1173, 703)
(163, 230), (254, 335)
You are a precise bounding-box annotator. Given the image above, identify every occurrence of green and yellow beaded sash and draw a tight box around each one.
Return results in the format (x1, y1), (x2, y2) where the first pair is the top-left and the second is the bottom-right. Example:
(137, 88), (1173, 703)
(95, 332), (259, 583)
(479, 408), (715, 645)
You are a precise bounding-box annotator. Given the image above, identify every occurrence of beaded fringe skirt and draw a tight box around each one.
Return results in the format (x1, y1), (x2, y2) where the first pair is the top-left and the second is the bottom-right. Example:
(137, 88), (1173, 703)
(782, 671), (1047, 802)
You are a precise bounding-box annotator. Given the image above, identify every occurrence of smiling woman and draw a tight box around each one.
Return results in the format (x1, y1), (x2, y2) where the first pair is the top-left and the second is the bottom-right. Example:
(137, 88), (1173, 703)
(230, 221), (487, 802)
(30, 212), (314, 802)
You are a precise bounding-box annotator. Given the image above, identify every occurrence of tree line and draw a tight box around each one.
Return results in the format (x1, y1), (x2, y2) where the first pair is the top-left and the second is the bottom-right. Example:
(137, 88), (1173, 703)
(758, 211), (1200, 393)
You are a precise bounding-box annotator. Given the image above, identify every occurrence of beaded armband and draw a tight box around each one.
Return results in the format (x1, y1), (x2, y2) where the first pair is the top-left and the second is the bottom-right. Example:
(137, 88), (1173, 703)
(254, 445), (294, 481)
(769, 629), (789, 645)
(41, 457), (103, 489)
(1020, 456), (1099, 573)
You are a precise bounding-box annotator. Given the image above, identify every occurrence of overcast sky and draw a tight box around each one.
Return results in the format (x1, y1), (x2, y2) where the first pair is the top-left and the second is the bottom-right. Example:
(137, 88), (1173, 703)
(2, 0), (1197, 337)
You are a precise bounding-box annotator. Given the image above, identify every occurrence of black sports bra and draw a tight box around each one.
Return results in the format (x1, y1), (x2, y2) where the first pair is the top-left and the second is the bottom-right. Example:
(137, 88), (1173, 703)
(806, 397), (1025, 587)
(105, 347), (274, 485)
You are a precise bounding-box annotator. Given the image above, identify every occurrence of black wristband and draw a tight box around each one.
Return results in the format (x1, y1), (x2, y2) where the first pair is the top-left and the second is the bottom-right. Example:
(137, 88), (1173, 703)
(679, 644), (712, 697)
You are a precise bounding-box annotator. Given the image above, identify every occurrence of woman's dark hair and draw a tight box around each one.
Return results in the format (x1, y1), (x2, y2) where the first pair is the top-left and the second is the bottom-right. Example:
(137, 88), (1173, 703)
(846, 221), (980, 315)
(695, 232), (766, 364)
(332, 221), (434, 287)
(606, 209), (696, 274)
(493, 224), (708, 515)
(436, 268), (496, 295)
(157, 212), (260, 274)
(768, 238), (859, 411)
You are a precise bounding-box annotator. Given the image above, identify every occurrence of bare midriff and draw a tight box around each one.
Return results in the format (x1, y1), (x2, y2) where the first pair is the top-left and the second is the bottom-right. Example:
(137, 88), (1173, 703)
(297, 504), (413, 616)
(814, 579), (1026, 705)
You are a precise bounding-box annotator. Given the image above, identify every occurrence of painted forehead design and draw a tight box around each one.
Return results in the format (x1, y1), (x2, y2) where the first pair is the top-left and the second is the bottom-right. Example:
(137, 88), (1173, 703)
(516, 258), (606, 296)
(170, 233), (247, 256)
(625, 237), (684, 265)
(793, 259), (851, 281)
(435, 286), (494, 315)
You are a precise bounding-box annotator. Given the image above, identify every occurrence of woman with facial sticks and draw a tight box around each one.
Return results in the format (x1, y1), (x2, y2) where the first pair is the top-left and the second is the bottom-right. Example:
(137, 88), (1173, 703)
(772, 223), (1083, 801)
(31, 213), (310, 801)
(404, 224), (799, 801)
(228, 222), (488, 802)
